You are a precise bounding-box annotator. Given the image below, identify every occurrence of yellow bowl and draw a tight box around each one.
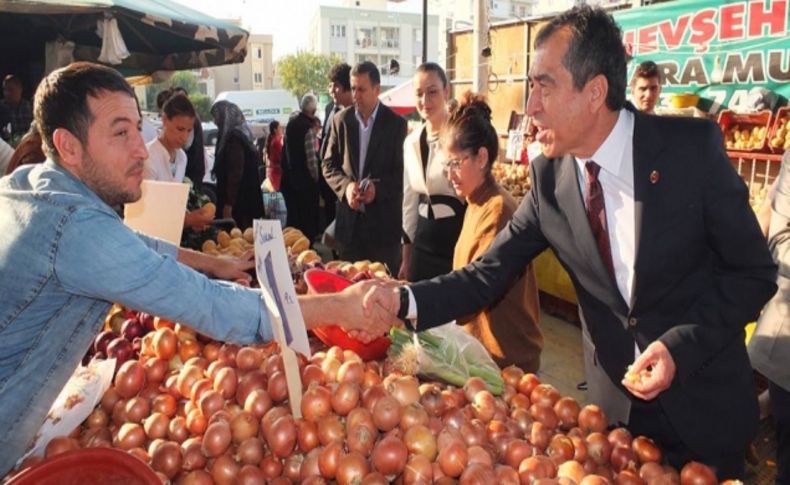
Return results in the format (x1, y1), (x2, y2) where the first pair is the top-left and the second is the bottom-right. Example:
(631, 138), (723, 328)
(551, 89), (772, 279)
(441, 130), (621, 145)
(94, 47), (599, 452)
(670, 93), (700, 108)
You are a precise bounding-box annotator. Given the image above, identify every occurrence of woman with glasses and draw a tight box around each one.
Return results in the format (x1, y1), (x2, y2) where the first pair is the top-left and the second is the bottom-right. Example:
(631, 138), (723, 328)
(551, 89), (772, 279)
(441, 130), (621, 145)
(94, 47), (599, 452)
(443, 91), (543, 372)
(400, 63), (466, 281)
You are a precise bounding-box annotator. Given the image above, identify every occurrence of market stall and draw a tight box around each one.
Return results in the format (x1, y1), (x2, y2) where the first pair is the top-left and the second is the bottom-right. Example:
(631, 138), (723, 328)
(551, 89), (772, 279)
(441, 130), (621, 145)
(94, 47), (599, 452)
(2, 222), (727, 484)
(0, 0), (249, 95)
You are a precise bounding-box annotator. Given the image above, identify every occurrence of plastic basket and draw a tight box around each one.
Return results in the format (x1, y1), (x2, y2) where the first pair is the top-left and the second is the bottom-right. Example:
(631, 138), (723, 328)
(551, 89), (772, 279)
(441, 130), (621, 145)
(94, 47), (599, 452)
(718, 110), (772, 152)
(303, 269), (391, 361)
(767, 106), (790, 154)
(6, 448), (160, 485)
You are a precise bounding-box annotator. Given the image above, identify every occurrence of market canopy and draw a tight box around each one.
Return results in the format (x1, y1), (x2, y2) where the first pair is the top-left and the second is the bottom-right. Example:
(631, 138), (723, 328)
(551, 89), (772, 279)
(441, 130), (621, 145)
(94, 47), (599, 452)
(379, 81), (416, 116)
(0, 0), (248, 90)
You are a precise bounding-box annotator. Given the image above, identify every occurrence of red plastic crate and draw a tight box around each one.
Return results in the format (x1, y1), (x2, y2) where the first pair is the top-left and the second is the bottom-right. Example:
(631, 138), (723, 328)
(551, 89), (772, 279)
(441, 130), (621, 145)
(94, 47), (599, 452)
(303, 269), (391, 361)
(718, 110), (772, 152)
(768, 106), (790, 154)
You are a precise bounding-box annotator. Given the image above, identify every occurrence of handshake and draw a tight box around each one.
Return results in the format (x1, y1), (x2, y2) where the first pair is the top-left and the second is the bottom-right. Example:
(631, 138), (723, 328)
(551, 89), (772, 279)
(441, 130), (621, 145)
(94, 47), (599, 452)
(317, 279), (406, 343)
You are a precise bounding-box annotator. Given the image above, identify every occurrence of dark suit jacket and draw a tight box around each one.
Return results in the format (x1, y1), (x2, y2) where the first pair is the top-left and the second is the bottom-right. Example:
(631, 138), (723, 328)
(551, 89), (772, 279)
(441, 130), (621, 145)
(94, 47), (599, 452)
(411, 108), (777, 457)
(322, 103), (407, 247)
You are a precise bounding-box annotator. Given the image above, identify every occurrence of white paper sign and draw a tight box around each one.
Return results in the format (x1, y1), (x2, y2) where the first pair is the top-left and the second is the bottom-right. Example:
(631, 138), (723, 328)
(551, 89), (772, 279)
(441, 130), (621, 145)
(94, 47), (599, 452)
(253, 219), (311, 358)
(506, 129), (524, 161)
(124, 180), (189, 244)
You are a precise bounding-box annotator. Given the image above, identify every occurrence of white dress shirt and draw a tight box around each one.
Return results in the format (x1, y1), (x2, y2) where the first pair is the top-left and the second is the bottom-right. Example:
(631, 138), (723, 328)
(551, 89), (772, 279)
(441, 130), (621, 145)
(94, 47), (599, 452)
(355, 102), (380, 176)
(574, 109), (636, 306)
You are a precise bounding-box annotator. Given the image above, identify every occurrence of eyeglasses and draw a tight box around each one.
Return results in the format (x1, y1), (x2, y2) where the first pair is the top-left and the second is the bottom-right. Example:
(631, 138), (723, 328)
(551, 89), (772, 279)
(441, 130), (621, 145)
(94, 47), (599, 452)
(443, 155), (471, 173)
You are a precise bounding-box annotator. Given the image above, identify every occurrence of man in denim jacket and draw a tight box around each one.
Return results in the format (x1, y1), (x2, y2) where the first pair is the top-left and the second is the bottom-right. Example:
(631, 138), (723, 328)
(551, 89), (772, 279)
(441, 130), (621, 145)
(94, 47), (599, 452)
(0, 62), (394, 475)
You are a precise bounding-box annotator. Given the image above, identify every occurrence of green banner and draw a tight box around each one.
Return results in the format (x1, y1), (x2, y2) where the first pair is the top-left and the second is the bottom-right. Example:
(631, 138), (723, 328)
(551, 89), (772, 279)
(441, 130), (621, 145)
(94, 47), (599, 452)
(613, 0), (790, 112)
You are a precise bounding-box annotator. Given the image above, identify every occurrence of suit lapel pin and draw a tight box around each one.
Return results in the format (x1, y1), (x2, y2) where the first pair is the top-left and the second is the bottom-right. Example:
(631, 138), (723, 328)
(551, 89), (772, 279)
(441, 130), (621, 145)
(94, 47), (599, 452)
(649, 170), (660, 184)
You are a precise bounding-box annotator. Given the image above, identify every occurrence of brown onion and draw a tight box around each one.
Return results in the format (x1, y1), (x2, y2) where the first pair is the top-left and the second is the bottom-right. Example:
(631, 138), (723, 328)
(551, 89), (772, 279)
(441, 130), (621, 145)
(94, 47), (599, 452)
(267, 371), (288, 402)
(114, 423), (145, 450)
(463, 377), (489, 402)
(202, 421), (232, 457)
(143, 412), (170, 440)
(124, 396), (150, 424)
(210, 454), (240, 485)
(632, 435), (662, 464)
(459, 462), (497, 484)
(586, 431), (613, 465)
(404, 424), (437, 461)
(579, 404), (608, 434)
(302, 385), (333, 422)
(504, 439), (533, 468)
(168, 415), (189, 443)
(151, 393), (177, 417)
(438, 439), (468, 478)
(114, 360), (146, 398)
(231, 410), (259, 443)
(680, 461), (717, 485)
(419, 385), (446, 417)
(336, 451), (371, 485)
(213, 367), (238, 400)
(338, 359), (365, 385)
(236, 436), (264, 465)
(296, 418), (321, 453)
(331, 382), (361, 416)
(388, 375), (420, 407)
(243, 388), (272, 420)
(180, 470), (214, 485)
(302, 364), (326, 388)
(260, 454), (283, 479)
(236, 346), (263, 371)
(317, 414), (345, 445)
(372, 395), (401, 432)
(267, 415), (297, 457)
(45, 436), (80, 457)
(517, 373), (542, 397)
(372, 434), (408, 477)
(553, 396), (581, 430)
(403, 454), (433, 484)
(557, 460), (586, 484)
(150, 440), (182, 479)
(181, 438), (206, 471)
(530, 384), (561, 408)
(319, 440), (343, 479)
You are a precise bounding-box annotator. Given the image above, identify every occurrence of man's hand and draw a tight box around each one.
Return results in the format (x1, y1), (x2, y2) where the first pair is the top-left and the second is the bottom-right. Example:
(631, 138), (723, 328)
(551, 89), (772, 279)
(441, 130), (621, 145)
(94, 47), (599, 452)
(337, 280), (402, 335)
(362, 280), (402, 321)
(621, 340), (677, 401)
(359, 179), (376, 204)
(184, 209), (214, 231)
(345, 182), (361, 211)
(210, 249), (255, 282)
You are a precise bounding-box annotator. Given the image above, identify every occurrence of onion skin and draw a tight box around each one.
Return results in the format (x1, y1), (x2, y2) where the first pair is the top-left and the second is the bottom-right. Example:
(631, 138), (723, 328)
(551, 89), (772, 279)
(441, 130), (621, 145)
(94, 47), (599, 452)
(372, 434), (408, 477)
(680, 462), (718, 485)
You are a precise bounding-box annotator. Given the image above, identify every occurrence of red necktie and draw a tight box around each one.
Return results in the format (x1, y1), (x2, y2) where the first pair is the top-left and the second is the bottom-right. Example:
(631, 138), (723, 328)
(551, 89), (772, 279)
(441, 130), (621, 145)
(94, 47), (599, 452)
(585, 161), (615, 280)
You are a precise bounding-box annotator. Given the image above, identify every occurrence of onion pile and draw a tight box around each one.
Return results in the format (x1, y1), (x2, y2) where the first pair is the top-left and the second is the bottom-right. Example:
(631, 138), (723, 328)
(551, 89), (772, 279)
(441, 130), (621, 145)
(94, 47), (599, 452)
(13, 316), (727, 485)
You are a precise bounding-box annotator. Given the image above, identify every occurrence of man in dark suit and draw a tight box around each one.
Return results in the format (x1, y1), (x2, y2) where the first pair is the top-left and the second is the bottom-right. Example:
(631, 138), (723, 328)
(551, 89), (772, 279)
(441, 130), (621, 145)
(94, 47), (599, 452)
(319, 63), (354, 234)
(364, 6), (776, 479)
(322, 61), (407, 272)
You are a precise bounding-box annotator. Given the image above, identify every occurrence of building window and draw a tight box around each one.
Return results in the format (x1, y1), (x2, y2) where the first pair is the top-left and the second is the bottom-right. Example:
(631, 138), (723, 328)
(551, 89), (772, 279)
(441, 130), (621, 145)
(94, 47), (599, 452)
(256, 47), (262, 59)
(356, 54), (378, 65)
(331, 24), (346, 38)
(356, 26), (378, 48)
(254, 72), (262, 83)
(380, 27), (399, 49)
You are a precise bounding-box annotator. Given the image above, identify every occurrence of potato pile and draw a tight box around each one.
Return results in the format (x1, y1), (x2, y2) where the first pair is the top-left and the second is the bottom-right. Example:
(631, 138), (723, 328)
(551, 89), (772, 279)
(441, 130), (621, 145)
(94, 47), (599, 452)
(724, 124), (766, 151)
(492, 162), (532, 201)
(770, 114), (790, 151)
(201, 228), (254, 258)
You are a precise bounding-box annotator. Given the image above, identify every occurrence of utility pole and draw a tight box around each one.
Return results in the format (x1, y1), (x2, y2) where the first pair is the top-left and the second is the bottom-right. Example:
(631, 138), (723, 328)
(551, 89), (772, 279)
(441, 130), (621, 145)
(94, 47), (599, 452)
(473, 0), (489, 94)
(422, 0), (428, 63)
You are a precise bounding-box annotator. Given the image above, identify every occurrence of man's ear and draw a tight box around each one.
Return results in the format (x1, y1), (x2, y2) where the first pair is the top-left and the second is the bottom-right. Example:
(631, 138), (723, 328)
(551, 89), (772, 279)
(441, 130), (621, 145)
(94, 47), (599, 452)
(587, 74), (609, 111)
(51, 128), (83, 169)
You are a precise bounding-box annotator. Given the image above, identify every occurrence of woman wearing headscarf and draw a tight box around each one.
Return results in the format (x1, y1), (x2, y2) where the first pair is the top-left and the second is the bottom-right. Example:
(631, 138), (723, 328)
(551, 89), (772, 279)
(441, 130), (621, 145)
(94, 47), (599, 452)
(210, 100), (264, 229)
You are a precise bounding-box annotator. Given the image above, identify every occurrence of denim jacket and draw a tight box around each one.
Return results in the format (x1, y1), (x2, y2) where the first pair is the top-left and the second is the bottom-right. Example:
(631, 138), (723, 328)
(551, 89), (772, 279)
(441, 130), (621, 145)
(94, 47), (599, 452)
(0, 161), (271, 474)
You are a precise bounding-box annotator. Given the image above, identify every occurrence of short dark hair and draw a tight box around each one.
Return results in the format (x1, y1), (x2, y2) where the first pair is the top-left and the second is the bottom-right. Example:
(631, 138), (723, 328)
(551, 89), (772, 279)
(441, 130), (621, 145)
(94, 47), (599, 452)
(328, 63), (351, 91)
(445, 91), (499, 171)
(416, 62), (448, 88)
(632, 60), (662, 84)
(162, 93), (196, 120)
(34, 62), (137, 161)
(535, 5), (627, 111)
(3, 74), (22, 89)
(351, 61), (380, 86)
